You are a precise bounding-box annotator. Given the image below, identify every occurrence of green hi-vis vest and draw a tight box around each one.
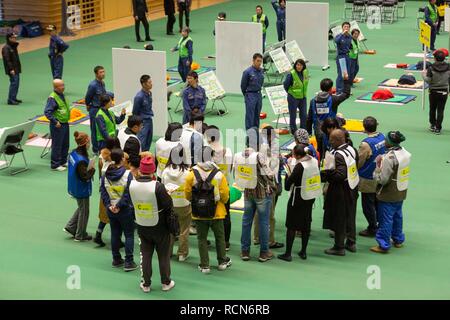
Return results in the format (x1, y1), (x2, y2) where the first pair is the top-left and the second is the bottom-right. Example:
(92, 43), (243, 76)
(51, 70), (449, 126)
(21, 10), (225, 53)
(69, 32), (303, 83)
(428, 3), (438, 24)
(95, 108), (117, 142)
(288, 69), (309, 100)
(348, 39), (360, 60)
(49, 91), (70, 123)
(252, 14), (267, 33)
(178, 36), (192, 58)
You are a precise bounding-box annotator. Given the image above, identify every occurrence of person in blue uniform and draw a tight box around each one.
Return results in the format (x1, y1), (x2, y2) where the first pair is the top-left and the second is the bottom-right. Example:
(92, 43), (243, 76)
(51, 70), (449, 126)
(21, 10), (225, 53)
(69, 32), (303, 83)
(283, 59), (309, 134)
(44, 79), (71, 171)
(171, 27), (193, 82)
(271, 0), (286, 42)
(85, 65), (114, 154)
(132, 74), (154, 151)
(334, 22), (352, 94)
(252, 5), (269, 52)
(182, 71), (207, 124)
(47, 25), (69, 79)
(241, 53), (265, 131)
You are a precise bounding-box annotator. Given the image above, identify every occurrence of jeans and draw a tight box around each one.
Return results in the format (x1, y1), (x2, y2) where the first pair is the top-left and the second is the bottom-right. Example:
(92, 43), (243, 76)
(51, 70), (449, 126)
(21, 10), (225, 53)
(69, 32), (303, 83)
(178, 57), (190, 82)
(244, 92), (263, 131)
(429, 90), (448, 130)
(88, 108), (99, 153)
(50, 55), (64, 79)
(241, 195), (272, 254)
(376, 201), (405, 251)
(50, 122), (69, 169)
(8, 73), (20, 103)
(196, 219), (227, 268)
(135, 15), (150, 40)
(108, 211), (135, 263)
(287, 95), (307, 134)
(361, 192), (378, 232)
(138, 119), (153, 151)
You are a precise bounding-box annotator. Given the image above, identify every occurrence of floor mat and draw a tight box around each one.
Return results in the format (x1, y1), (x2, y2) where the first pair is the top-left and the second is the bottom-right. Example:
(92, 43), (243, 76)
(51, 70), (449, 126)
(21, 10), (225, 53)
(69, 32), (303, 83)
(355, 92), (417, 105)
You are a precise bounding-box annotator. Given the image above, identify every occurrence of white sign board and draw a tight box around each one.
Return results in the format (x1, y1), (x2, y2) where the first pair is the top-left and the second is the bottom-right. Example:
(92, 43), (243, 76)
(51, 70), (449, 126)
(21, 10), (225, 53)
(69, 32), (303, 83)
(445, 7), (450, 32)
(269, 48), (292, 73)
(286, 2), (329, 67)
(285, 40), (306, 63)
(112, 48), (168, 137)
(198, 71), (226, 100)
(216, 21), (263, 94)
(265, 85), (288, 115)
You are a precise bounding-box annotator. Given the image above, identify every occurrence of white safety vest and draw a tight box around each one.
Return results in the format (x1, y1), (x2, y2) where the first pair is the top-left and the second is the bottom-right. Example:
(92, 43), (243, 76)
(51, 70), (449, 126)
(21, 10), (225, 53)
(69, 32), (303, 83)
(117, 128), (141, 153)
(180, 127), (202, 165)
(99, 154), (112, 177)
(393, 148), (411, 191)
(155, 138), (180, 177)
(233, 151), (258, 189)
(212, 146), (233, 182)
(129, 179), (160, 227)
(104, 170), (131, 206)
(335, 146), (360, 190)
(161, 167), (190, 207)
(289, 156), (322, 204)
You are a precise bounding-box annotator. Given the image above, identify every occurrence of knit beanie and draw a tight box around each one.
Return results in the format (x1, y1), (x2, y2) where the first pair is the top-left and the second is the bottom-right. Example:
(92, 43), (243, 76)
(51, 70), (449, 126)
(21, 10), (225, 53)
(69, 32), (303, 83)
(74, 131), (89, 147)
(294, 129), (310, 145)
(140, 156), (156, 175)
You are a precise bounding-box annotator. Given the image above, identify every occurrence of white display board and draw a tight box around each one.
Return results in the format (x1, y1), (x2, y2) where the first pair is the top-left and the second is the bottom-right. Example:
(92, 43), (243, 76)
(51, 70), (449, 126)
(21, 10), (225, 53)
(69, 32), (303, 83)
(265, 85), (288, 115)
(285, 40), (306, 63)
(198, 71), (226, 99)
(269, 48), (292, 73)
(445, 7), (450, 32)
(215, 21), (263, 94)
(112, 48), (168, 137)
(286, 2), (329, 67)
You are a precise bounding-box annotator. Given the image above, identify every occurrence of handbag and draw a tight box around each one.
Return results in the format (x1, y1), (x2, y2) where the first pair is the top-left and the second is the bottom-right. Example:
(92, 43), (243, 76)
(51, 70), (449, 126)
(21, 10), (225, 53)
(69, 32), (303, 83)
(166, 208), (180, 236)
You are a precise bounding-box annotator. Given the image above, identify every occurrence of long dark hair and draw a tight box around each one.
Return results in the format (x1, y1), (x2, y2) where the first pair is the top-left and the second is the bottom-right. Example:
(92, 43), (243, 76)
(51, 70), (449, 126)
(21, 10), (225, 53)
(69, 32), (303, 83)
(293, 59), (307, 75)
(165, 144), (189, 171)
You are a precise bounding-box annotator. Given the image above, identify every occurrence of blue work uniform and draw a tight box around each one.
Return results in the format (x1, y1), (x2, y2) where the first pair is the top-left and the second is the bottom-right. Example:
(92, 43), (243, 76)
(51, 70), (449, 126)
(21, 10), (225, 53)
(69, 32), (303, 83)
(182, 85), (207, 124)
(132, 89), (154, 152)
(334, 32), (352, 93)
(85, 79), (114, 153)
(283, 71), (307, 133)
(241, 66), (264, 131)
(49, 35), (69, 79)
(271, 0), (286, 41)
(44, 91), (70, 169)
(95, 108), (125, 151)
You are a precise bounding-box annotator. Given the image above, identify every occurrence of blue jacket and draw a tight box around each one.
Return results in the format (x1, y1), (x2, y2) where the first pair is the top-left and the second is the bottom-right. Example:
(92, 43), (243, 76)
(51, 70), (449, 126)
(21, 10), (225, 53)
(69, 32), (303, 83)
(241, 66), (264, 95)
(358, 133), (386, 180)
(183, 85), (207, 114)
(335, 33), (352, 56)
(132, 89), (154, 121)
(44, 91), (67, 125)
(85, 79), (114, 109)
(49, 35), (69, 58)
(68, 150), (92, 198)
(283, 71), (304, 93)
(95, 108), (126, 140)
(271, 0), (286, 22)
(100, 166), (133, 213)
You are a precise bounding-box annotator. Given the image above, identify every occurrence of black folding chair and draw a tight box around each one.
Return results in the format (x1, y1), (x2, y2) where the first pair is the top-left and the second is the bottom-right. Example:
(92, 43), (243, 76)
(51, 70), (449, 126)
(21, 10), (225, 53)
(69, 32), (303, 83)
(0, 130), (28, 175)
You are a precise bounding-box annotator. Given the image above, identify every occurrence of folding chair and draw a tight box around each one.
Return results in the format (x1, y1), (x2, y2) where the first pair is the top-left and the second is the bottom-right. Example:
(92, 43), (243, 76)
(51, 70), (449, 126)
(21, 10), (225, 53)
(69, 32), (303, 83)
(205, 95), (229, 116)
(381, 0), (396, 24)
(344, 0), (355, 19)
(40, 133), (51, 159)
(0, 130), (28, 175)
(353, 0), (368, 22)
(397, 0), (406, 18)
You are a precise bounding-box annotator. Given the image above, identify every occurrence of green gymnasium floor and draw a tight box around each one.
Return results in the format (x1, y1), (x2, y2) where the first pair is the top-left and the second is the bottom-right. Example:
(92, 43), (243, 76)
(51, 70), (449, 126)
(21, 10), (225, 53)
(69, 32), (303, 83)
(1, 0), (450, 300)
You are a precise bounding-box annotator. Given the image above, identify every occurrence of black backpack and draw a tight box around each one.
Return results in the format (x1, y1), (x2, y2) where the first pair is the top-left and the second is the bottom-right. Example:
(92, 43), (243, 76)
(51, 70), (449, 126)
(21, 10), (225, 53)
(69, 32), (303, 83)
(191, 168), (219, 218)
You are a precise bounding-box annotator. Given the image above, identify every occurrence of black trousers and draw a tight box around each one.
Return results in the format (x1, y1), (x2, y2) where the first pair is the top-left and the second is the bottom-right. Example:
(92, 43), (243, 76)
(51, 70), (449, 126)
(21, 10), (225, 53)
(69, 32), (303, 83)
(334, 192), (358, 250)
(138, 231), (171, 287)
(224, 198), (231, 243)
(178, 3), (190, 31)
(429, 90), (448, 130)
(361, 192), (378, 231)
(167, 13), (176, 34)
(135, 15), (150, 41)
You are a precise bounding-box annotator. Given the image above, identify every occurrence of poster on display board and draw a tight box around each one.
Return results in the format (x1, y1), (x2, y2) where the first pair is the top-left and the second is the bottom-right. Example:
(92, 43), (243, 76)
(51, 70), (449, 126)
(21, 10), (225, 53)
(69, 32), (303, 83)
(265, 85), (288, 115)
(285, 40), (306, 63)
(198, 71), (226, 99)
(269, 48), (292, 74)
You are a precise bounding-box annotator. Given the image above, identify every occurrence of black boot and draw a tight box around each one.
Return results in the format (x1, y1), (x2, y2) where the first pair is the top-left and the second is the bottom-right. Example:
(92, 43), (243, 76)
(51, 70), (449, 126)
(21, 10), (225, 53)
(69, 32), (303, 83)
(93, 231), (106, 247)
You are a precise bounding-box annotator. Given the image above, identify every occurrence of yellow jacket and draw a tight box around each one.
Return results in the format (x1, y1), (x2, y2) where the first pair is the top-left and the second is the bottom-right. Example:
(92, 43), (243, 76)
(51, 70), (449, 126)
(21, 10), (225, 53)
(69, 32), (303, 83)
(184, 162), (230, 220)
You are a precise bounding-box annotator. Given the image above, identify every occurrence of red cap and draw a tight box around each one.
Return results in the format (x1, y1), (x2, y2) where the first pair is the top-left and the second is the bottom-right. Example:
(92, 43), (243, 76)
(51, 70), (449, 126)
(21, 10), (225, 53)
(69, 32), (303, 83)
(140, 156), (156, 175)
(372, 89), (394, 101)
(436, 48), (449, 57)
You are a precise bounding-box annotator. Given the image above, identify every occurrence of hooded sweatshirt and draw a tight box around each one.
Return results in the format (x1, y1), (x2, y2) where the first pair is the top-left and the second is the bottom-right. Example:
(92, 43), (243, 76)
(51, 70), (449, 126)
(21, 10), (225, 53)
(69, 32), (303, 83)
(161, 165), (190, 207)
(422, 61), (450, 91)
(2, 37), (21, 75)
(100, 165), (133, 214)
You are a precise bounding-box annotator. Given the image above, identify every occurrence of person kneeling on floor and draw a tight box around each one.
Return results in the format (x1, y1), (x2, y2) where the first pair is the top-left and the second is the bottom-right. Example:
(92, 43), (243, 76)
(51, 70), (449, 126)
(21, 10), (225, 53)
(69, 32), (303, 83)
(129, 156), (178, 292)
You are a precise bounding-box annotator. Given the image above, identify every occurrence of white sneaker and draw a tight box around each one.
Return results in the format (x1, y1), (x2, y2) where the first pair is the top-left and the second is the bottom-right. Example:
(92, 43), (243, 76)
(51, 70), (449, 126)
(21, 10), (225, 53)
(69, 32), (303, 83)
(140, 283), (151, 293)
(162, 280), (175, 292)
(52, 166), (66, 172)
(198, 265), (211, 274)
(178, 254), (189, 262)
(62, 162), (68, 167)
(189, 226), (197, 235)
(218, 258), (232, 271)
